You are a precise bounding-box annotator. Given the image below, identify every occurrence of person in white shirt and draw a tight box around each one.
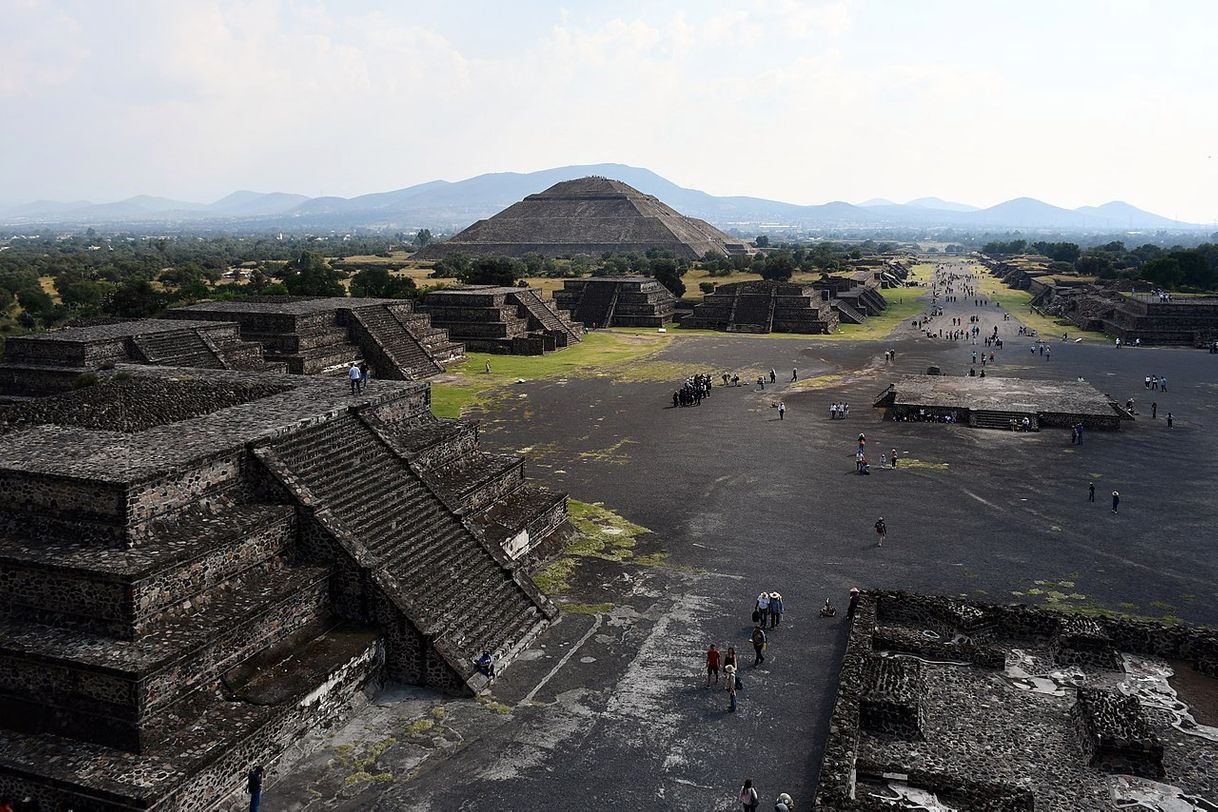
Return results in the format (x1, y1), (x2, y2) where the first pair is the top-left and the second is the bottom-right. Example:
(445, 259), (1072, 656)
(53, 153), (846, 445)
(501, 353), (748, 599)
(349, 363), (363, 395)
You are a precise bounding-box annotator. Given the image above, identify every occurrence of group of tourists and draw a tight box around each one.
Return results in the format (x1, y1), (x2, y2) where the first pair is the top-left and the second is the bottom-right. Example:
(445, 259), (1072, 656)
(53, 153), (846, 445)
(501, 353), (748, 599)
(705, 591), (787, 720)
(673, 374), (713, 407)
(347, 361), (370, 394)
(828, 402), (850, 419)
(1143, 375), (1168, 391)
(737, 780), (793, 812)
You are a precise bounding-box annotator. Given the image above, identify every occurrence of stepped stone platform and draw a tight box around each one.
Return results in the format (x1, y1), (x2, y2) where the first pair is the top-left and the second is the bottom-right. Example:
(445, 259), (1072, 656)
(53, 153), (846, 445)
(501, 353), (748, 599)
(817, 591), (1218, 810)
(170, 295), (465, 380)
(874, 374), (1125, 430)
(0, 318), (280, 399)
(683, 280), (839, 334)
(415, 176), (752, 260)
(0, 366), (569, 811)
(552, 276), (676, 328)
(419, 285), (583, 354)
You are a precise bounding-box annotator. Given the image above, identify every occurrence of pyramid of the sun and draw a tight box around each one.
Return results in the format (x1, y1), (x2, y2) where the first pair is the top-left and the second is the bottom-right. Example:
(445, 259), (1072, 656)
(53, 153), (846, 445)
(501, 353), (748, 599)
(417, 177), (750, 260)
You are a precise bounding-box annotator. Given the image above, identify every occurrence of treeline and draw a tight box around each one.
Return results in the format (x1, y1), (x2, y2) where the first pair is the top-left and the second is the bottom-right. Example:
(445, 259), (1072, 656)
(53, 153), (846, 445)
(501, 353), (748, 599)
(983, 239), (1218, 290)
(429, 240), (885, 298)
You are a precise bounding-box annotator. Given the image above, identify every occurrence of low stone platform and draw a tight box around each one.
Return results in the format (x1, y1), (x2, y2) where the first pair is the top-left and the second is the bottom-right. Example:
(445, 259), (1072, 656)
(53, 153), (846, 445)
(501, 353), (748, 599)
(816, 591), (1218, 810)
(419, 286), (582, 354)
(683, 280), (840, 334)
(170, 295), (465, 380)
(0, 318), (279, 398)
(552, 277), (676, 328)
(875, 374), (1125, 430)
(0, 365), (571, 810)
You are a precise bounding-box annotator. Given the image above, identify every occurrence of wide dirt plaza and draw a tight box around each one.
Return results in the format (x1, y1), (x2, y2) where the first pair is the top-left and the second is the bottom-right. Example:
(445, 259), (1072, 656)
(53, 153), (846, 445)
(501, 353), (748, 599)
(265, 257), (1218, 810)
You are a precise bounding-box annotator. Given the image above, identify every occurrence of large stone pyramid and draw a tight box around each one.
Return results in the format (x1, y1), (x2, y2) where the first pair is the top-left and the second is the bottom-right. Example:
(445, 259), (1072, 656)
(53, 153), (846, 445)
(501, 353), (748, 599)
(417, 177), (749, 260)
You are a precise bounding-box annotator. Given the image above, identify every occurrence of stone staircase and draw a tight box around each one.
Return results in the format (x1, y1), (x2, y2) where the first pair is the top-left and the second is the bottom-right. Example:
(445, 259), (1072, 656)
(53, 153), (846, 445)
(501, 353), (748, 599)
(346, 304), (444, 380)
(262, 412), (552, 689)
(575, 281), (620, 328)
(971, 410), (1039, 431)
(510, 288), (583, 346)
(831, 298), (867, 325)
(727, 294), (774, 332)
(131, 329), (224, 369)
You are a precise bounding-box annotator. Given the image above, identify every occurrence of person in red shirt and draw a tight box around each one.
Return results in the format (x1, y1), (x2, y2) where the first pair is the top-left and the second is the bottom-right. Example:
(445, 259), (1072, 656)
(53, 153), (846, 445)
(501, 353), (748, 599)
(706, 643), (722, 687)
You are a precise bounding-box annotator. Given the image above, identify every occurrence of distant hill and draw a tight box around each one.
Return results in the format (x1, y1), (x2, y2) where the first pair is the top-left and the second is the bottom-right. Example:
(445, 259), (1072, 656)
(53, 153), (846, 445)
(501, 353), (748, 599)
(0, 164), (1200, 232)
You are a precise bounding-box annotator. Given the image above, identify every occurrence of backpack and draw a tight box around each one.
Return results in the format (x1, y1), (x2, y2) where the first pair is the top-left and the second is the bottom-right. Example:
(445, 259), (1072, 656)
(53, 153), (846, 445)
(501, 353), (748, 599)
(752, 609), (761, 624)
(735, 674), (743, 690)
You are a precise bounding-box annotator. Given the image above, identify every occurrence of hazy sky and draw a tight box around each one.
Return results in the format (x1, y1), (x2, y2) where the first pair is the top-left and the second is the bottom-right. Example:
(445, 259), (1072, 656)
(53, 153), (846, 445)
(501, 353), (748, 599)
(4, 0), (1216, 220)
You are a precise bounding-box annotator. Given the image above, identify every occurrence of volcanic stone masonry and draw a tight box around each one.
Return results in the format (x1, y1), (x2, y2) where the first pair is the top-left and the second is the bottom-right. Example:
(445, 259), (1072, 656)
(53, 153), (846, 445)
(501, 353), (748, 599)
(0, 318), (280, 398)
(415, 176), (752, 260)
(552, 276), (677, 328)
(683, 280), (840, 334)
(0, 365), (572, 811)
(419, 285), (583, 354)
(169, 295), (465, 380)
(815, 590), (1218, 810)
(983, 255), (1218, 347)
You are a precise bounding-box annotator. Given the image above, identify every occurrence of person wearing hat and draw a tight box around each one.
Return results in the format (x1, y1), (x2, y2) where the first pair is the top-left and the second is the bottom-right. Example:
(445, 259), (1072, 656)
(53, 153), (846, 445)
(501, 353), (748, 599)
(1112, 491), (1120, 513)
(750, 624), (767, 666)
(754, 591), (770, 624)
(874, 517), (887, 547)
(769, 592), (783, 628)
(775, 792), (794, 812)
(848, 588), (861, 618)
(725, 663), (738, 712)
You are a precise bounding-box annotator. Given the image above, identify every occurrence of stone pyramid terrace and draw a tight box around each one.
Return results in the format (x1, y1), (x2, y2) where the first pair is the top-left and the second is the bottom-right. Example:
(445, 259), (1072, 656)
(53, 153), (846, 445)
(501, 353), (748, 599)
(683, 280), (840, 334)
(415, 176), (751, 260)
(0, 366), (569, 810)
(419, 285), (583, 354)
(0, 318), (281, 399)
(552, 276), (676, 329)
(169, 296), (465, 380)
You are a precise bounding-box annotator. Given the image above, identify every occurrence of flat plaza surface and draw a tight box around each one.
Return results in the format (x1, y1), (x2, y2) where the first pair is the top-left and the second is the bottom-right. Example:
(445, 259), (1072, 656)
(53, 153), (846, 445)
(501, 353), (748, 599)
(887, 372), (1117, 416)
(261, 258), (1218, 811)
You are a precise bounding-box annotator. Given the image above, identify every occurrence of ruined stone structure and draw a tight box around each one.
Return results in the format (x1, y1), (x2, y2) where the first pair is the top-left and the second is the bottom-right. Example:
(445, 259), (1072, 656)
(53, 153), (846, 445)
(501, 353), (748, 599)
(419, 286), (583, 354)
(683, 280), (840, 334)
(983, 256), (1218, 347)
(816, 591), (1218, 810)
(415, 177), (751, 260)
(552, 276), (676, 328)
(0, 319), (280, 399)
(0, 367), (568, 810)
(810, 275), (890, 325)
(875, 374), (1126, 431)
(170, 296), (464, 380)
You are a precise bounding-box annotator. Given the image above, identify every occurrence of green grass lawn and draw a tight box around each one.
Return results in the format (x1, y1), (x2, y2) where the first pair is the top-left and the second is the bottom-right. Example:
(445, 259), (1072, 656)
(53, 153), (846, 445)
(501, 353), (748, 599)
(429, 331), (675, 417)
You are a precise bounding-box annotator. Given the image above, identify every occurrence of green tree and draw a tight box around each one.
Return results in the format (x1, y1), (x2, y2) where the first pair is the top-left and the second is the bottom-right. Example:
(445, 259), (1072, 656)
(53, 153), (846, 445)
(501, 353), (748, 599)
(651, 257), (686, 298)
(1141, 257), (1183, 288)
(760, 251), (796, 282)
(414, 229), (434, 248)
(456, 257), (527, 287)
(279, 251), (345, 297)
(350, 268), (417, 299)
(110, 280), (166, 317)
(753, 235), (770, 248)
(16, 288), (54, 316)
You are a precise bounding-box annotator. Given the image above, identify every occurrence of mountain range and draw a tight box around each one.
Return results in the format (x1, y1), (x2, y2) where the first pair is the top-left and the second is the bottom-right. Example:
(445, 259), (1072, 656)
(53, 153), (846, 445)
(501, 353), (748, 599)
(0, 163), (1201, 233)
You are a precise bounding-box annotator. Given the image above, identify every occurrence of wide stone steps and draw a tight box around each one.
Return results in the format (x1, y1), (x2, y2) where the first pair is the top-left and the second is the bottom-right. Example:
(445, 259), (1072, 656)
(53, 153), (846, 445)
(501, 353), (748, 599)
(351, 305), (443, 379)
(131, 331), (224, 368)
(268, 413), (544, 685)
(972, 410), (1039, 431)
(391, 416), (479, 470)
(832, 298), (867, 324)
(574, 283), (619, 327)
(512, 289), (582, 342)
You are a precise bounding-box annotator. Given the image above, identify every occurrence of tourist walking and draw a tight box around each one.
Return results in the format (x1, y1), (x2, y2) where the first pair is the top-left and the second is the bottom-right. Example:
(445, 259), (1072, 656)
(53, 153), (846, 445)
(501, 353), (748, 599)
(739, 779), (759, 811)
(775, 792), (794, 812)
(778, 401), (785, 421)
(750, 624), (767, 666)
(753, 592), (770, 624)
(770, 368), (776, 384)
(726, 663), (738, 712)
(1167, 412), (1174, 428)
(1112, 491), (1120, 513)
(358, 360), (369, 389)
(706, 644), (721, 687)
(348, 362), (362, 394)
(891, 448), (898, 468)
(1088, 482), (1095, 502)
(769, 592), (783, 627)
(875, 517), (887, 547)
(848, 587), (861, 618)
(247, 766), (264, 812)
(792, 367), (798, 382)
(724, 646), (738, 688)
